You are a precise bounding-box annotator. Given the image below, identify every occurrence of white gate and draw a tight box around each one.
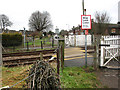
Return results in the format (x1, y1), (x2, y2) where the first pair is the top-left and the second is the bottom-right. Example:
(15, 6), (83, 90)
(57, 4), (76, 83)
(100, 35), (120, 67)
(65, 35), (92, 46)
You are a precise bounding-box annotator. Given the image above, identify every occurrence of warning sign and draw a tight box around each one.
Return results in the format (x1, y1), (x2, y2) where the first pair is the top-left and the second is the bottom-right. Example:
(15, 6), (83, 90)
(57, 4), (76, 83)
(81, 15), (91, 30)
(85, 30), (88, 35)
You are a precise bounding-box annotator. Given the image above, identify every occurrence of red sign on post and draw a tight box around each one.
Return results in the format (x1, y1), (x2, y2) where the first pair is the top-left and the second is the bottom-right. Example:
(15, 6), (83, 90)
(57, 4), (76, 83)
(85, 30), (88, 35)
(81, 15), (91, 30)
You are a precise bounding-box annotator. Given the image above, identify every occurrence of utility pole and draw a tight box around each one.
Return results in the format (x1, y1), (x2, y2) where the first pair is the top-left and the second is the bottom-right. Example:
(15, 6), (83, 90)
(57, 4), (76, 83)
(82, 0), (84, 15)
(85, 9), (87, 68)
(82, 0), (87, 67)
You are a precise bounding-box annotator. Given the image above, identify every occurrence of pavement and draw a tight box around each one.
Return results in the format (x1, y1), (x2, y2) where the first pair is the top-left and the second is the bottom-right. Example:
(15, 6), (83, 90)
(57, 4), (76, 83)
(64, 47), (94, 67)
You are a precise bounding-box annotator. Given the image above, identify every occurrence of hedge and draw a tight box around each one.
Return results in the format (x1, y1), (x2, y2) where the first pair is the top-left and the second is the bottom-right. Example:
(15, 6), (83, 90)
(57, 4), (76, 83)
(2, 33), (23, 47)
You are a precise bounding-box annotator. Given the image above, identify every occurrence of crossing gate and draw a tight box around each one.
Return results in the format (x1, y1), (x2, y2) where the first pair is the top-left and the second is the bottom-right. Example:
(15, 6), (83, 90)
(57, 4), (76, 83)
(65, 35), (92, 47)
(100, 35), (120, 68)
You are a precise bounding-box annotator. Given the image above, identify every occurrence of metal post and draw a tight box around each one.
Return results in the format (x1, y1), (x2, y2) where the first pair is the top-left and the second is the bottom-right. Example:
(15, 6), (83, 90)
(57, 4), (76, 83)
(23, 27), (26, 48)
(27, 42), (29, 51)
(41, 41), (43, 49)
(82, 0), (84, 15)
(84, 9), (87, 67)
(85, 32), (87, 67)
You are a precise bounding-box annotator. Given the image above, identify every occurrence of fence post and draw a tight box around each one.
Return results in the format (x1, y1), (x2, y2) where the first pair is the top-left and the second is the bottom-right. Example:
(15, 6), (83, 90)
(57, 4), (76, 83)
(0, 29), (2, 88)
(74, 35), (76, 46)
(58, 39), (64, 70)
(41, 41), (43, 49)
(40, 53), (43, 61)
(57, 48), (60, 75)
(94, 37), (97, 70)
(61, 45), (63, 72)
(100, 37), (104, 67)
(52, 38), (54, 48)
(27, 42), (29, 51)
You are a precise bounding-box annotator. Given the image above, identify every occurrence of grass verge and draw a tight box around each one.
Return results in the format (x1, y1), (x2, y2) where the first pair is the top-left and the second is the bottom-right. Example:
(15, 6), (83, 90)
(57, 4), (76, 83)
(60, 67), (102, 88)
(2, 65), (31, 88)
(2, 65), (102, 88)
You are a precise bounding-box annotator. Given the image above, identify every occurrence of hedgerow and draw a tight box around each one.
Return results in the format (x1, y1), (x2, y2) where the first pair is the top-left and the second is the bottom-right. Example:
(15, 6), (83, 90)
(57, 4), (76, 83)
(2, 33), (23, 47)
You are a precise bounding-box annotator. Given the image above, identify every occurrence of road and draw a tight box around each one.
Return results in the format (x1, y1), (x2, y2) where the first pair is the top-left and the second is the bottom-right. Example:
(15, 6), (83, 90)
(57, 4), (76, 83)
(64, 47), (94, 67)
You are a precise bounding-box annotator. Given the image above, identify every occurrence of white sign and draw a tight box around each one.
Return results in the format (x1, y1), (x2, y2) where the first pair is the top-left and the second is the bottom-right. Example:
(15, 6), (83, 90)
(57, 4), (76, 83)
(81, 15), (91, 30)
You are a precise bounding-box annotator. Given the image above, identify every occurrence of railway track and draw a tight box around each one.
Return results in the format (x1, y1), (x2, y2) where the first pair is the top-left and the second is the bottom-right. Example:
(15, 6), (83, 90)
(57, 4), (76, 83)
(2, 49), (55, 57)
(2, 49), (56, 67)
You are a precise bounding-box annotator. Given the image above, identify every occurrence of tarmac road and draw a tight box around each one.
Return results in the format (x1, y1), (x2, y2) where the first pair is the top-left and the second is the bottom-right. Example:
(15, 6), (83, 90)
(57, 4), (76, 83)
(64, 57), (94, 67)
(64, 47), (94, 67)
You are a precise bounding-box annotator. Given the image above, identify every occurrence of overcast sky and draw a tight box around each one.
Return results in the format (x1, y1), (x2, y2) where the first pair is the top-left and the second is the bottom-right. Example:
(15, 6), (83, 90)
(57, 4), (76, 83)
(0, 0), (119, 31)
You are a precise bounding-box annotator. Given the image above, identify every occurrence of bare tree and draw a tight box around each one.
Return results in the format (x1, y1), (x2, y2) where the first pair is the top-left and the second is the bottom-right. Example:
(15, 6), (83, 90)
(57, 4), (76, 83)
(0, 14), (13, 31)
(29, 11), (53, 32)
(94, 11), (111, 35)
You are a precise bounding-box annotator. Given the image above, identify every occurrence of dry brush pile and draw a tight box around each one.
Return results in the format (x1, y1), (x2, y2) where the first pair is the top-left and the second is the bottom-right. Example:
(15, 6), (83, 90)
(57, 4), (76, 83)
(26, 60), (61, 89)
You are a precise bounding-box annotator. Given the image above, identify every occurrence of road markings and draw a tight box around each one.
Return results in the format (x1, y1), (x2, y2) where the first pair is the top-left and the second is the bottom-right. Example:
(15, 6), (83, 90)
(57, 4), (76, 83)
(64, 55), (93, 61)
(51, 47), (94, 61)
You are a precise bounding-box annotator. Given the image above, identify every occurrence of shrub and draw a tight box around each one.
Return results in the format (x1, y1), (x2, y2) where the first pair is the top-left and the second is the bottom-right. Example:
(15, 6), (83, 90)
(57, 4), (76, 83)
(2, 33), (23, 47)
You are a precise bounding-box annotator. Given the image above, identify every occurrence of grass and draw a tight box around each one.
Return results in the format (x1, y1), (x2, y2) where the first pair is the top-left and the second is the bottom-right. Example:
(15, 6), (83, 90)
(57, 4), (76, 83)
(2, 65), (102, 88)
(26, 37), (52, 47)
(2, 65), (31, 88)
(60, 67), (102, 88)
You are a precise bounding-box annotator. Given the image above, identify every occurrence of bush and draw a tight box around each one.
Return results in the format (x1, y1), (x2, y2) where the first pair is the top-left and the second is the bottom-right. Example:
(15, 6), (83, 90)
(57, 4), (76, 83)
(2, 33), (23, 47)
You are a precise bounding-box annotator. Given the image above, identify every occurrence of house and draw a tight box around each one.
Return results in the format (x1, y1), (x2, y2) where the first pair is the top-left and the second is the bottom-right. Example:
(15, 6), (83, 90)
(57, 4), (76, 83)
(107, 24), (120, 35)
(68, 26), (86, 35)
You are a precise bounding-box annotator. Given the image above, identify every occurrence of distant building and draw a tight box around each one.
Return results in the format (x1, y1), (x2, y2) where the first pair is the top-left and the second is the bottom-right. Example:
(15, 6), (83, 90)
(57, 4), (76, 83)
(107, 24), (120, 35)
(68, 26), (85, 35)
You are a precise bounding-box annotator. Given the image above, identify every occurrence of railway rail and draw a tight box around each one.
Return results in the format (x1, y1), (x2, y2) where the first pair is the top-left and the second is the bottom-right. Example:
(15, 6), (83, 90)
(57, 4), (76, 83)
(2, 49), (55, 57)
(2, 49), (56, 67)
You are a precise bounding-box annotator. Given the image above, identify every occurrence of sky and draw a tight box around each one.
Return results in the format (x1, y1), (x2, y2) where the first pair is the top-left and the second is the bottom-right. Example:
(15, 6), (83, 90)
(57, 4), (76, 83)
(0, 0), (119, 32)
